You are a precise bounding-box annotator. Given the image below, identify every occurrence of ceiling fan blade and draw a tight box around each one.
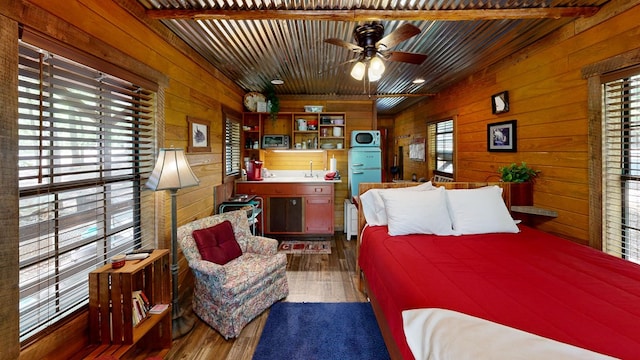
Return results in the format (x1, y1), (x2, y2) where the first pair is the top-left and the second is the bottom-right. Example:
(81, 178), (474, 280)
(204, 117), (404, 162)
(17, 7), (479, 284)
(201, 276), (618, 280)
(376, 23), (421, 49)
(324, 38), (363, 53)
(386, 51), (428, 65)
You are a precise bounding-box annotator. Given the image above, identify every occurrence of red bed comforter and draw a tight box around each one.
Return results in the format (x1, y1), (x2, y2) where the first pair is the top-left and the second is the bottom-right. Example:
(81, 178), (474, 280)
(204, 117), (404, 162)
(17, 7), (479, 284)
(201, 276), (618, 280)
(358, 224), (640, 359)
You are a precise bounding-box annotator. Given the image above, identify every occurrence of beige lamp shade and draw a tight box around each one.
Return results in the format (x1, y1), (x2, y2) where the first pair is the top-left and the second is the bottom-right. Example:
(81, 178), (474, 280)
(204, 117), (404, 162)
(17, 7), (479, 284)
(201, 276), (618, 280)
(368, 56), (385, 82)
(350, 56), (386, 82)
(350, 62), (366, 81)
(146, 148), (200, 191)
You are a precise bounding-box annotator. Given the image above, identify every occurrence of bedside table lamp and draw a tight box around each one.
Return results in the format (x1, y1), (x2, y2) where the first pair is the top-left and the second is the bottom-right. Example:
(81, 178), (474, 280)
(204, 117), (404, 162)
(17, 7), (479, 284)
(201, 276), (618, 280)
(146, 148), (199, 339)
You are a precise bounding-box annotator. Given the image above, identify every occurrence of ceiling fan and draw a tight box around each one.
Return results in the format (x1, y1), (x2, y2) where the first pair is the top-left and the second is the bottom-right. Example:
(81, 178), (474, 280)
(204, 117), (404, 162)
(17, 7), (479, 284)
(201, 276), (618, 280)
(324, 22), (428, 82)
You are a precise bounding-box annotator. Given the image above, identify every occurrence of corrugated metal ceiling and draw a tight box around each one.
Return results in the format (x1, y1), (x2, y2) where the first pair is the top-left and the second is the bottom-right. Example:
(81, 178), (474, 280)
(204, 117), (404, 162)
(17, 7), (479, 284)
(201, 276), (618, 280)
(134, 0), (610, 114)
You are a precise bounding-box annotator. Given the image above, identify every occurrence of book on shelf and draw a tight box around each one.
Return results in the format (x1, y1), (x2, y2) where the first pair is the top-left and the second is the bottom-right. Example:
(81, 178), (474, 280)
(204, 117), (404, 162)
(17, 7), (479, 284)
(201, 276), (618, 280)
(132, 290), (150, 326)
(132, 298), (143, 326)
(148, 303), (170, 315)
(136, 290), (150, 309)
(134, 290), (150, 308)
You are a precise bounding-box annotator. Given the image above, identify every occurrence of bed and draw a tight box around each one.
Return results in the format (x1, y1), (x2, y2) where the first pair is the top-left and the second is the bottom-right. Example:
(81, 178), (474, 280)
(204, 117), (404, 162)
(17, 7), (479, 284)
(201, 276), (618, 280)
(356, 182), (640, 360)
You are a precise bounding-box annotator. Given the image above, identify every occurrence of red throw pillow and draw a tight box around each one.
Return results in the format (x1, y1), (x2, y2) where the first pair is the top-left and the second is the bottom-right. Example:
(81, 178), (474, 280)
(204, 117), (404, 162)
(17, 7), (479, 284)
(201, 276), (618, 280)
(192, 220), (242, 265)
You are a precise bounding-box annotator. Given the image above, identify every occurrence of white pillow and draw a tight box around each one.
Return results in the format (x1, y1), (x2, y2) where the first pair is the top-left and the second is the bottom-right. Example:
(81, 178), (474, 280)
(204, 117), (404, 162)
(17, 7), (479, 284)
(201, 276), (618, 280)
(445, 186), (519, 235)
(379, 187), (454, 236)
(359, 182), (436, 226)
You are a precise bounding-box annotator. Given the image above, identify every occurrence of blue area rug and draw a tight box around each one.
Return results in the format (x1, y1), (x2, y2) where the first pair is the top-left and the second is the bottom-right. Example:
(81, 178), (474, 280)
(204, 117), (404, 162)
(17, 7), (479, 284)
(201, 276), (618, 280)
(252, 302), (390, 360)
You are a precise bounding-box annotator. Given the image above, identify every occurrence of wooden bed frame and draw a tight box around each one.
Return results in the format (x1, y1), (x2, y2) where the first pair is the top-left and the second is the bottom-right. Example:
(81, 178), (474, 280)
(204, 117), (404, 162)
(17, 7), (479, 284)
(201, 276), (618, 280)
(355, 182), (511, 360)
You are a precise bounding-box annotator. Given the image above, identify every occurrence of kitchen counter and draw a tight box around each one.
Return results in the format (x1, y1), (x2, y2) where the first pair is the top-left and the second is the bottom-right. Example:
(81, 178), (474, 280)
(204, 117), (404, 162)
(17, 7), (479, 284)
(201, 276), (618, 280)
(237, 177), (341, 183)
(236, 170), (341, 183)
(236, 170), (337, 235)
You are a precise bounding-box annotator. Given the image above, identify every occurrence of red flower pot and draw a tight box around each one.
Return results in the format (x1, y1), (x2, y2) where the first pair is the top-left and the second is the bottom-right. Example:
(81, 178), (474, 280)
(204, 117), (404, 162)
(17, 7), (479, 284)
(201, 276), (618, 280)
(510, 182), (533, 206)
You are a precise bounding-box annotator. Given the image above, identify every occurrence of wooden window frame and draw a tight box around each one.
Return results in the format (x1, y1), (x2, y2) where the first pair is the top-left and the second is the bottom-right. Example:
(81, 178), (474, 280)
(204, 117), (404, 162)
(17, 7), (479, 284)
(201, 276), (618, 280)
(428, 118), (455, 179)
(222, 106), (242, 182)
(583, 48), (640, 251)
(17, 38), (157, 344)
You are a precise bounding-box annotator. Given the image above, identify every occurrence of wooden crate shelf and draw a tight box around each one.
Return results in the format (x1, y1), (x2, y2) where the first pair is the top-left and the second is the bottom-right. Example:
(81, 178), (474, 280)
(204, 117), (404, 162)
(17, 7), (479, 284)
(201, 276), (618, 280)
(87, 249), (171, 359)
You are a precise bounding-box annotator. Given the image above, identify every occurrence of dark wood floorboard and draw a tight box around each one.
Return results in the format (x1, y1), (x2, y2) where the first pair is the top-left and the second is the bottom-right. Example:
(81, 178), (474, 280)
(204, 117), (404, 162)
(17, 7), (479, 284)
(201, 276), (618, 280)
(132, 232), (365, 360)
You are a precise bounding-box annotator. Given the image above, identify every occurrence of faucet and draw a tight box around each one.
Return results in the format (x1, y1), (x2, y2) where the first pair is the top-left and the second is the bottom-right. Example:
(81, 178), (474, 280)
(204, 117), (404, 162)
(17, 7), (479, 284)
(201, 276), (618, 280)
(305, 160), (313, 177)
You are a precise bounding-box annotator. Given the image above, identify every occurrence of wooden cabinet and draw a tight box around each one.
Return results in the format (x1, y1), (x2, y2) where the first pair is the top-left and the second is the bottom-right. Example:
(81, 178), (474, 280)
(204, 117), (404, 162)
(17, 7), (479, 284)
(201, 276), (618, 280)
(269, 197), (303, 233)
(299, 184), (333, 233)
(237, 182), (334, 235)
(305, 197), (333, 233)
(88, 250), (171, 358)
(242, 112), (346, 155)
(238, 183), (287, 195)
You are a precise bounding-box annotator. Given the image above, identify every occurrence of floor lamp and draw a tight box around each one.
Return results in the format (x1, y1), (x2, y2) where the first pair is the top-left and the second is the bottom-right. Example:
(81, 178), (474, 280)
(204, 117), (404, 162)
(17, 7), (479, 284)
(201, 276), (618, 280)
(146, 148), (200, 339)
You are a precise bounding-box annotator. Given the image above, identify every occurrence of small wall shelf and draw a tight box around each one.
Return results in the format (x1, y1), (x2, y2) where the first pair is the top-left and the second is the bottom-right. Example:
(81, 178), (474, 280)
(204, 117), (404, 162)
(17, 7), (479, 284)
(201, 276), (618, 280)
(511, 206), (558, 218)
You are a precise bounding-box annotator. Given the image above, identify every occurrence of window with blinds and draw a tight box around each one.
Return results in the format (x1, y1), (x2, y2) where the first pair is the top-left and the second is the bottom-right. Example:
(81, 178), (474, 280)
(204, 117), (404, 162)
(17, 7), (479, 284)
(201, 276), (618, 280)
(17, 41), (156, 342)
(225, 115), (241, 176)
(602, 66), (640, 263)
(428, 119), (454, 176)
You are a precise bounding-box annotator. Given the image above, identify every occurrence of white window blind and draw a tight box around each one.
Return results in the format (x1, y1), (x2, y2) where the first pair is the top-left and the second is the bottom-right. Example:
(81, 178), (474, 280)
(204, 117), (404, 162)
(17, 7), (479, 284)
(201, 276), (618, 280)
(225, 116), (241, 176)
(17, 41), (156, 342)
(428, 119), (454, 176)
(602, 66), (640, 263)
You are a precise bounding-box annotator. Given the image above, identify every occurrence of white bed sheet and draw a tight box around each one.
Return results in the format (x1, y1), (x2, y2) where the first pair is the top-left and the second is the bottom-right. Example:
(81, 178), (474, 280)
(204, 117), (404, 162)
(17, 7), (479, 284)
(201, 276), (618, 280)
(402, 308), (617, 360)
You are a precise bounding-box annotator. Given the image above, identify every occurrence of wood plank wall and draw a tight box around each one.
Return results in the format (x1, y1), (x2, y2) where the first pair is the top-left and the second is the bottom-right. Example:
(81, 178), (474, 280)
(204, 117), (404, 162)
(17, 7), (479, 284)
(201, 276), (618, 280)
(393, 1), (640, 245)
(262, 151), (329, 171)
(1, 0), (243, 358)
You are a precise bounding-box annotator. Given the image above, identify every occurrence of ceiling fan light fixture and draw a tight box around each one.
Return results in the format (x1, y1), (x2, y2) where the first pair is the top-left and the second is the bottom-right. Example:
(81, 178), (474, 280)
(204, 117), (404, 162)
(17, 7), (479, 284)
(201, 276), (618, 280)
(369, 56), (385, 77)
(368, 68), (382, 82)
(351, 61), (366, 81)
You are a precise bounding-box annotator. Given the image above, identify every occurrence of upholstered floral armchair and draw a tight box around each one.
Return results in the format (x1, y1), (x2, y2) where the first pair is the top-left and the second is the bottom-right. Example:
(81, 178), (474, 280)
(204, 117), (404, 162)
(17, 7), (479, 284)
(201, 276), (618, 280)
(177, 209), (288, 339)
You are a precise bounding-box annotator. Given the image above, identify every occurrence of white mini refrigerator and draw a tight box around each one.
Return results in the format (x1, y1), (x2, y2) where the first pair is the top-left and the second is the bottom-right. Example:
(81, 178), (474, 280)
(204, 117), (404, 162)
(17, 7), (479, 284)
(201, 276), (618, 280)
(348, 147), (382, 199)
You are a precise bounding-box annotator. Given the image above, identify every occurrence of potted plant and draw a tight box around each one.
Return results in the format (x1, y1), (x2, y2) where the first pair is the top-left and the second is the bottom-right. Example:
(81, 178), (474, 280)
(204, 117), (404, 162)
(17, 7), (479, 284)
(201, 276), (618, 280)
(264, 84), (280, 122)
(498, 162), (540, 206)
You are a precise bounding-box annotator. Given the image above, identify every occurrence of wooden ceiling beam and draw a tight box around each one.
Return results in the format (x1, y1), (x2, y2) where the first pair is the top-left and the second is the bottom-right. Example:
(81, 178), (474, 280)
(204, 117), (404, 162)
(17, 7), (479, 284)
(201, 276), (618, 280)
(146, 8), (600, 21)
(277, 93), (436, 101)
(375, 93), (436, 98)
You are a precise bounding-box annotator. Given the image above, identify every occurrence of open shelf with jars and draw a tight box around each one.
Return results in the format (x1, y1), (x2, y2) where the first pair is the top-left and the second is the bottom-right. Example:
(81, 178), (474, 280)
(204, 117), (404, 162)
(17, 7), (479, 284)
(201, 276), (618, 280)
(318, 114), (345, 150)
(242, 112), (346, 155)
(292, 113), (320, 150)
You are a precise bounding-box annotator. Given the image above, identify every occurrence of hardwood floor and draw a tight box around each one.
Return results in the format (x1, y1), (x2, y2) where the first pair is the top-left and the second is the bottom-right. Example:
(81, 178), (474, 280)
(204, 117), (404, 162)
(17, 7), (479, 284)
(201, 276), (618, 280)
(135, 232), (365, 360)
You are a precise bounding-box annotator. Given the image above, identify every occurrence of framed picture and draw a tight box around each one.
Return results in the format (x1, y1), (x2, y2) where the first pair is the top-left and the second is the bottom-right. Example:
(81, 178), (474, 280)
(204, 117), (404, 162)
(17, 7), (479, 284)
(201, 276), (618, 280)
(409, 138), (426, 161)
(491, 91), (509, 114)
(187, 117), (211, 153)
(487, 120), (517, 152)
